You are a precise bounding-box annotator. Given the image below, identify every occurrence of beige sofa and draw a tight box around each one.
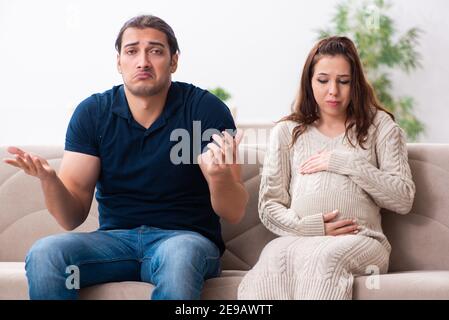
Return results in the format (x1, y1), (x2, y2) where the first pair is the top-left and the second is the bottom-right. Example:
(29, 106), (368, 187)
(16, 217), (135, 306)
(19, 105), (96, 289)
(1, 144), (449, 300)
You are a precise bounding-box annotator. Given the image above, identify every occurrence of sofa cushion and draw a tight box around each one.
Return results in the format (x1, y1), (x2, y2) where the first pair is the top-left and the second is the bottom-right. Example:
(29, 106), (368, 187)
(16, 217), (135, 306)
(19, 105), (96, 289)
(3, 262), (449, 300)
(0, 262), (246, 300)
(353, 271), (449, 299)
(80, 270), (247, 300)
(0, 262), (28, 300)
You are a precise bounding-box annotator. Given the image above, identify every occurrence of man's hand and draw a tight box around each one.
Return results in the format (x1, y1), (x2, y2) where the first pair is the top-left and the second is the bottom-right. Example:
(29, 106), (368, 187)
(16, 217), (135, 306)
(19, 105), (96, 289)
(199, 129), (244, 181)
(299, 150), (331, 175)
(3, 146), (56, 181)
(197, 129), (248, 224)
(323, 210), (360, 236)
(3, 147), (100, 230)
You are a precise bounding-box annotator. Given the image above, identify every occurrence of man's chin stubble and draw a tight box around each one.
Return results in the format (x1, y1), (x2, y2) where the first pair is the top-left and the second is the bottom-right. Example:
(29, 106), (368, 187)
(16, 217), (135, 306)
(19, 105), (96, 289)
(126, 84), (161, 97)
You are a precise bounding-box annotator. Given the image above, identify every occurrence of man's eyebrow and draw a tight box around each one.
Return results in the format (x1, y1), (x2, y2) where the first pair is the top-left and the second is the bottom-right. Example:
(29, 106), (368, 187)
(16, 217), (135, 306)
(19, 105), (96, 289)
(123, 41), (166, 48)
(147, 41), (165, 48)
(124, 41), (165, 48)
(124, 41), (139, 48)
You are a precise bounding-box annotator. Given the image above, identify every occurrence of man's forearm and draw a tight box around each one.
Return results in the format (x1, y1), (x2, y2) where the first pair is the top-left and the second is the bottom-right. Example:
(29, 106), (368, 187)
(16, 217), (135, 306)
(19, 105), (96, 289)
(209, 175), (249, 224)
(40, 173), (88, 230)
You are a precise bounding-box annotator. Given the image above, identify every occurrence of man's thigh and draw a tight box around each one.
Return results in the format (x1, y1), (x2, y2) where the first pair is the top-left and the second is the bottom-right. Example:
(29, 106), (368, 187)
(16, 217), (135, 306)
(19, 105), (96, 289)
(140, 229), (221, 283)
(31, 229), (142, 287)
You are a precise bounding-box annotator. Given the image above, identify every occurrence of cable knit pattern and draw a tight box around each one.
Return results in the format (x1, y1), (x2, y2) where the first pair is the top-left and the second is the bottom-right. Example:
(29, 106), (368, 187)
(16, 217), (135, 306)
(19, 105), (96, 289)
(238, 110), (416, 300)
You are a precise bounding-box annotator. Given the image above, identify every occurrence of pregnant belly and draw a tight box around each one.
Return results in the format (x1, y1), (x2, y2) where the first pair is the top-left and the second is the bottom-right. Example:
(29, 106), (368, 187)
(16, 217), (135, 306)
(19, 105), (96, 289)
(290, 191), (380, 228)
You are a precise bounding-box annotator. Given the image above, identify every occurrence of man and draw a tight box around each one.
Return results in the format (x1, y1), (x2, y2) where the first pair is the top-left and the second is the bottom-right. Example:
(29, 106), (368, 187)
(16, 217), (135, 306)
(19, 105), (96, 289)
(3, 15), (248, 300)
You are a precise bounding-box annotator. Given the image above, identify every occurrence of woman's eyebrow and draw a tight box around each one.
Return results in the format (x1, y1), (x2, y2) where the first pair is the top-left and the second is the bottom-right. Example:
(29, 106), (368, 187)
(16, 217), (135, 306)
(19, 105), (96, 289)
(316, 73), (350, 77)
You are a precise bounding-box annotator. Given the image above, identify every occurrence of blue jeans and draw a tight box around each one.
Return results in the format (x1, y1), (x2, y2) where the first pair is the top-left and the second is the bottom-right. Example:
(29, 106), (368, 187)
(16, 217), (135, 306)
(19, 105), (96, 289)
(25, 226), (221, 300)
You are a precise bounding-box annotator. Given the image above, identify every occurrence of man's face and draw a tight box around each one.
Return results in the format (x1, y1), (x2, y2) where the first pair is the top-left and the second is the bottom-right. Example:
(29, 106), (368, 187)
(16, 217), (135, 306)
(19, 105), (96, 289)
(117, 27), (178, 97)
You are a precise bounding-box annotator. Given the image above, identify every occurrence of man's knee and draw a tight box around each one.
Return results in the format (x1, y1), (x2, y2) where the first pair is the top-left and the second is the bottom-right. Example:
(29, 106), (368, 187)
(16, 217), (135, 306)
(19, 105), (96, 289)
(25, 234), (76, 274)
(153, 233), (219, 277)
(164, 233), (215, 260)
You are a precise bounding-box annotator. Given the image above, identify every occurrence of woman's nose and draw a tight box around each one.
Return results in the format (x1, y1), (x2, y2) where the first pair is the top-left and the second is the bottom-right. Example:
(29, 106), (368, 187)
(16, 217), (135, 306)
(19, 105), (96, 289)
(328, 80), (339, 96)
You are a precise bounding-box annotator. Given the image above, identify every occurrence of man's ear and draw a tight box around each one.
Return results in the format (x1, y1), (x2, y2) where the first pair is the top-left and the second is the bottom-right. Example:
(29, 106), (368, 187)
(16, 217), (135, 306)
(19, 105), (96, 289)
(170, 53), (179, 73)
(116, 53), (122, 74)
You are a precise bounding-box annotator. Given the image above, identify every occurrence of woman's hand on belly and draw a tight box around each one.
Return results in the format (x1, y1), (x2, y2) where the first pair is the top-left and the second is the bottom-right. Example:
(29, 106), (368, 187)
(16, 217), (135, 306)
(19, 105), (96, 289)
(324, 210), (360, 236)
(299, 150), (331, 175)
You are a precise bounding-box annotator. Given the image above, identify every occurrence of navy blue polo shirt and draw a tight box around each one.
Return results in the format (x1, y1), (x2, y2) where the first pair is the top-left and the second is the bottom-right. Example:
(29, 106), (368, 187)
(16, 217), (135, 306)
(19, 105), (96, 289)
(65, 82), (236, 255)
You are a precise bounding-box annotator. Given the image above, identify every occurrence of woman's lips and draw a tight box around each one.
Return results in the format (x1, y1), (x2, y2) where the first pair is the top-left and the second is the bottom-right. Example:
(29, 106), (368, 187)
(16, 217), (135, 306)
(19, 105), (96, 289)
(326, 101), (340, 107)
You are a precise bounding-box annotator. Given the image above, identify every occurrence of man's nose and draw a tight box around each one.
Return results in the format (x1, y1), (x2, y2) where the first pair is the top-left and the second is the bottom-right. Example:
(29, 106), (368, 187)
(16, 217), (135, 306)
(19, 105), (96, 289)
(137, 52), (151, 69)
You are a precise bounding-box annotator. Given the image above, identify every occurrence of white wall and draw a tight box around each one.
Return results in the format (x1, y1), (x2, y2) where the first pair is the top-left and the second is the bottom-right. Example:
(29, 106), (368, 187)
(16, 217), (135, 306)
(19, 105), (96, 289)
(0, 0), (448, 146)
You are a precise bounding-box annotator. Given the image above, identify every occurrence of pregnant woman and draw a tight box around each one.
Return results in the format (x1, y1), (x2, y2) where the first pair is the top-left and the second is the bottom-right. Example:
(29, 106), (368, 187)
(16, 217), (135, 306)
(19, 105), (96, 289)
(238, 36), (416, 299)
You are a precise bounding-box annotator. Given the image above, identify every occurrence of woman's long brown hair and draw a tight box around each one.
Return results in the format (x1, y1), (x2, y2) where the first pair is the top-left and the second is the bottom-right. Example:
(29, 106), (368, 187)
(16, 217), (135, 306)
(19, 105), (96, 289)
(281, 36), (394, 149)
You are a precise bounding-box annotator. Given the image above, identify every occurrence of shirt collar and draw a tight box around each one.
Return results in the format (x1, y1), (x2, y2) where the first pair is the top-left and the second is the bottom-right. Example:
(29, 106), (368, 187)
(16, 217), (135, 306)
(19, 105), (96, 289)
(111, 82), (183, 122)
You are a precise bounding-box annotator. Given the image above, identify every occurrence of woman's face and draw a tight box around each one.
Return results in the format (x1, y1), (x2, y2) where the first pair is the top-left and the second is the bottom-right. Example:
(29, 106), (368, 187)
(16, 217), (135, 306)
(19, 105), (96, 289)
(311, 54), (352, 120)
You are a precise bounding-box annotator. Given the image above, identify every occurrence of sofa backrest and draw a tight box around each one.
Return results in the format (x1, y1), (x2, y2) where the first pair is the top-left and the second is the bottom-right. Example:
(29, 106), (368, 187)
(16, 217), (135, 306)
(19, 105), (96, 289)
(381, 144), (449, 272)
(1, 144), (449, 272)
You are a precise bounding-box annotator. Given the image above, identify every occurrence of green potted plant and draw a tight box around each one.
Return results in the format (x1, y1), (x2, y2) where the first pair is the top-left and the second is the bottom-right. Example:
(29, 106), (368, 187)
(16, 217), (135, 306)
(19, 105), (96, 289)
(209, 86), (237, 120)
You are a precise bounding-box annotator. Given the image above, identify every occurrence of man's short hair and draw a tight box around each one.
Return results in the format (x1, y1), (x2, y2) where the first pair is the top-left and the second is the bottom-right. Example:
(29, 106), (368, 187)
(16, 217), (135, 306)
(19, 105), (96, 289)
(115, 15), (180, 56)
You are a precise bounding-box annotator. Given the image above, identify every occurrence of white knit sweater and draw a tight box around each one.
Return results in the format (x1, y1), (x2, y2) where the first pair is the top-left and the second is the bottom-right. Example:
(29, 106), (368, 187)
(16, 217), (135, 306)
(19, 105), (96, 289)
(238, 110), (416, 300)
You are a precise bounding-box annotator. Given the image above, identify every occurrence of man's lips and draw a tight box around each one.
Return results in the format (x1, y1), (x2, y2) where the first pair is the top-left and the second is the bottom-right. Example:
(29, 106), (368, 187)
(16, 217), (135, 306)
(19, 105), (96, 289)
(134, 71), (153, 80)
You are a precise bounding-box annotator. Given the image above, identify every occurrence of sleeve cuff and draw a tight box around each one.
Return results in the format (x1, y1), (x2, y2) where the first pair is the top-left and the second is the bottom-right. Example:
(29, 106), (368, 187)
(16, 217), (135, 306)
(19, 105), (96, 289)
(65, 143), (99, 157)
(300, 213), (325, 237)
(328, 150), (353, 175)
